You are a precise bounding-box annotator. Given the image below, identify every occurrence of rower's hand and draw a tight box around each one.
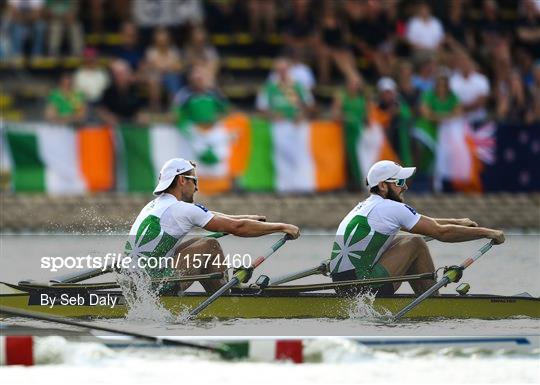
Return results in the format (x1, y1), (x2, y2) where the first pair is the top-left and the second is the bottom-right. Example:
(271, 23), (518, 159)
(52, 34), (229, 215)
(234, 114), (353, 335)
(282, 224), (300, 239)
(488, 230), (505, 245)
(459, 218), (478, 227)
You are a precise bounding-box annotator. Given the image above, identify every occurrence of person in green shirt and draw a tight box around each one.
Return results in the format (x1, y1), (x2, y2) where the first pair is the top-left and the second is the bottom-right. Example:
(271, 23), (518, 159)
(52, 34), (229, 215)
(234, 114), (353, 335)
(45, 72), (86, 125)
(420, 72), (462, 123)
(173, 67), (229, 130)
(256, 58), (315, 121)
(415, 70), (462, 175)
(332, 77), (367, 189)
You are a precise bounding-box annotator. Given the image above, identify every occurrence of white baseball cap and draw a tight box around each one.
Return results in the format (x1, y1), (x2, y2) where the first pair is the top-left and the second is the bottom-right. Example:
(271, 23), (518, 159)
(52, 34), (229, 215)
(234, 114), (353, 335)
(366, 160), (416, 188)
(377, 77), (397, 92)
(153, 158), (195, 195)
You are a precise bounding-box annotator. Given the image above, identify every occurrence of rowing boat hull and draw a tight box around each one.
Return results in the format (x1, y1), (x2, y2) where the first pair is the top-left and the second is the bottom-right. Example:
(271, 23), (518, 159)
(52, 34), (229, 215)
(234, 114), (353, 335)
(1, 284), (538, 319)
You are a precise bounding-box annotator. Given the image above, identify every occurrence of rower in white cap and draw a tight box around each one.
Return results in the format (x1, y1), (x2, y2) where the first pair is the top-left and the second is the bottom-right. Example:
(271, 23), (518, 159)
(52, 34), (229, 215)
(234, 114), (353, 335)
(329, 160), (505, 296)
(125, 158), (300, 295)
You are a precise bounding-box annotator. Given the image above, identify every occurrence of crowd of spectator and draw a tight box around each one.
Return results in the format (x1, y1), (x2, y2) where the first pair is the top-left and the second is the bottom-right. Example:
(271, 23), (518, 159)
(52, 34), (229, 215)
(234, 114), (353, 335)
(2, 0), (540, 191)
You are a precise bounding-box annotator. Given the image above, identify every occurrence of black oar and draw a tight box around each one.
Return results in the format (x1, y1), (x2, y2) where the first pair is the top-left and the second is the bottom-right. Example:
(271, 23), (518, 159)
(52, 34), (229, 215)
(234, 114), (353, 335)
(40, 232), (229, 285)
(189, 234), (293, 317)
(0, 306), (233, 358)
(393, 240), (495, 321)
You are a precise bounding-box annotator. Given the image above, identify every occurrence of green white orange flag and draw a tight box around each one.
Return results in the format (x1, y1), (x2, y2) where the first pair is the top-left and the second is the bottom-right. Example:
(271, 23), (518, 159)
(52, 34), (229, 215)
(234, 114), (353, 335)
(241, 119), (346, 192)
(2, 123), (114, 193)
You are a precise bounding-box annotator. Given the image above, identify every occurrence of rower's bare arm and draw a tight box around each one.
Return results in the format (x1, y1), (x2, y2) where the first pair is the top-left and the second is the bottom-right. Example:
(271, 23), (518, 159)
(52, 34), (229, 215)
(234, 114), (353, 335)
(410, 216), (505, 244)
(433, 218), (478, 227)
(204, 216), (299, 239)
(210, 212), (267, 222)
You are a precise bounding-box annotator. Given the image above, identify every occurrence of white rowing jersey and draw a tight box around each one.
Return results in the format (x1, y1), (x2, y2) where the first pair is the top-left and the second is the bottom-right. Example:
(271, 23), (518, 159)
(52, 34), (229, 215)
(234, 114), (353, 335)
(329, 194), (421, 276)
(124, 193), (214, 263)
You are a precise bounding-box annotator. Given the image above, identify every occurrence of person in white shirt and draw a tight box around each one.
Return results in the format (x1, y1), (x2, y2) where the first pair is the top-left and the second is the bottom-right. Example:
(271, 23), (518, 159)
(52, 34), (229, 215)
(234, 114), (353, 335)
(450, 54), (491, 125)
(125, 158), (300, 295)
(329, 160), (504, 296)
(406, 2), (445, 52)
(73, 47), (109, 103)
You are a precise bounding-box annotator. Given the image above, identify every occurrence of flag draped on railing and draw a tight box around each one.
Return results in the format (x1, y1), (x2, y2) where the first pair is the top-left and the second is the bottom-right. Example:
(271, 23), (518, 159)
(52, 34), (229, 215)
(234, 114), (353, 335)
(1, 114), (347, 195)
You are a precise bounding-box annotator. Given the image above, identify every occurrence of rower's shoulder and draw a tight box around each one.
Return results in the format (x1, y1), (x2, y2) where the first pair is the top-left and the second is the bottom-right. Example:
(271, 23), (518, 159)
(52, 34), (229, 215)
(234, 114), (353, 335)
(374, 198), (419, 215)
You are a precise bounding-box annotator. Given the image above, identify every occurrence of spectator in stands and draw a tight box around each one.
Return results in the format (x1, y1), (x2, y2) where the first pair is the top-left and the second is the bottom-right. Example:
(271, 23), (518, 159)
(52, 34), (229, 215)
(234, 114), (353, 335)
(45, 72), (86, 125)
(415, 69), (461, 182)
(132, 0), (203, 45)
(396, 61), (419, 114)
(516, 0), (540, 58)
(496, 70), (529, 124)
(257, 58), (316, 193)
(331, 76), (367, 189)
(203, 0), (243, 34)
(449, 54), (490, 126)
(5, 0), (46, 59)
(369, 77), (413, 166)
(281, 0), (316, 57)
(113, 21), (144, 72)
(87, 0), (130, 34)
(269, 48), (316, 92)
(443, 0), (474, 52)
(144, 27), (183, 111)
(412, 54), (436, 93)
(73, 47), (109, 104)
(247, 0), (276, 38)
(46, 0), (83, 57)
(420, 70), (462, 124)
(97, 59), (147, 126)
(345, 0), (396, 77)
(515, 48), (536, 89)
(405, 1), (445, 54)
(256, 57), (315, 122)
(315, 0), (359, 84)
(477, 0), (510, 61)
(172, 67), (229, 129)
(184, 25), (220, 86)
(527, 62), (540, 124)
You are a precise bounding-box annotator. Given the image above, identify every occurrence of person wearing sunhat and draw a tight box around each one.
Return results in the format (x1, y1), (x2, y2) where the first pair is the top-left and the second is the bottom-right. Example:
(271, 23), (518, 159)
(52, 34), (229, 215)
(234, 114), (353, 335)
(329, 160), (505, 297)
(125, 158), (300, 295)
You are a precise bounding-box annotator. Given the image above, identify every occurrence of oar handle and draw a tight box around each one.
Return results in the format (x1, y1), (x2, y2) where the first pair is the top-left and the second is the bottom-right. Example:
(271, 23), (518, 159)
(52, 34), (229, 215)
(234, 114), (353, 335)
(460, 240), (494, 269)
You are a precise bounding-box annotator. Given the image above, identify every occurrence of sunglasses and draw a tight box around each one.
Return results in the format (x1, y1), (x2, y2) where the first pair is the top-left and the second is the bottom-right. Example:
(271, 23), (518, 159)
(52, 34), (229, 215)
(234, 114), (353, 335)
(182, 175), (198, 186)
(385, 178), (406, 187)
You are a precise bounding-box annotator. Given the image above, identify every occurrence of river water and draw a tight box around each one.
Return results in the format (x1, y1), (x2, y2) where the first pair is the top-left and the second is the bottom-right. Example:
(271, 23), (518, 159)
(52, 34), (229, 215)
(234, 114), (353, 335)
(1, 232), (539, 383)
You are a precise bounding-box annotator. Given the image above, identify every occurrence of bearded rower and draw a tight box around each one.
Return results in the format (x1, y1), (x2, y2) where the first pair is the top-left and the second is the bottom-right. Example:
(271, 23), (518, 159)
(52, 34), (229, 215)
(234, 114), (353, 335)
(125, 158), (300, 295)
(329, 160), (505, 296)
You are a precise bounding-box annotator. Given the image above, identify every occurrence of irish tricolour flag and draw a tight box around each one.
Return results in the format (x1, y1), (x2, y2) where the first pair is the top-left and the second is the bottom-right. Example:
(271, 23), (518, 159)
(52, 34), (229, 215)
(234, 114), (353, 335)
(116, 114), (246, 195)
(2, 122), (114, 193)
(241, 118), (346, 192)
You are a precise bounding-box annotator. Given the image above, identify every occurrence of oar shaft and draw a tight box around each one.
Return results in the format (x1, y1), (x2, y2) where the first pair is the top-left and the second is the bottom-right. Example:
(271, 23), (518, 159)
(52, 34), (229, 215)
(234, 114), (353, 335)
(393, 277), (449, 320)
(189, 235), (292, 317)
(189, 277), (240, 316)
(393, 240), (494, 321)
